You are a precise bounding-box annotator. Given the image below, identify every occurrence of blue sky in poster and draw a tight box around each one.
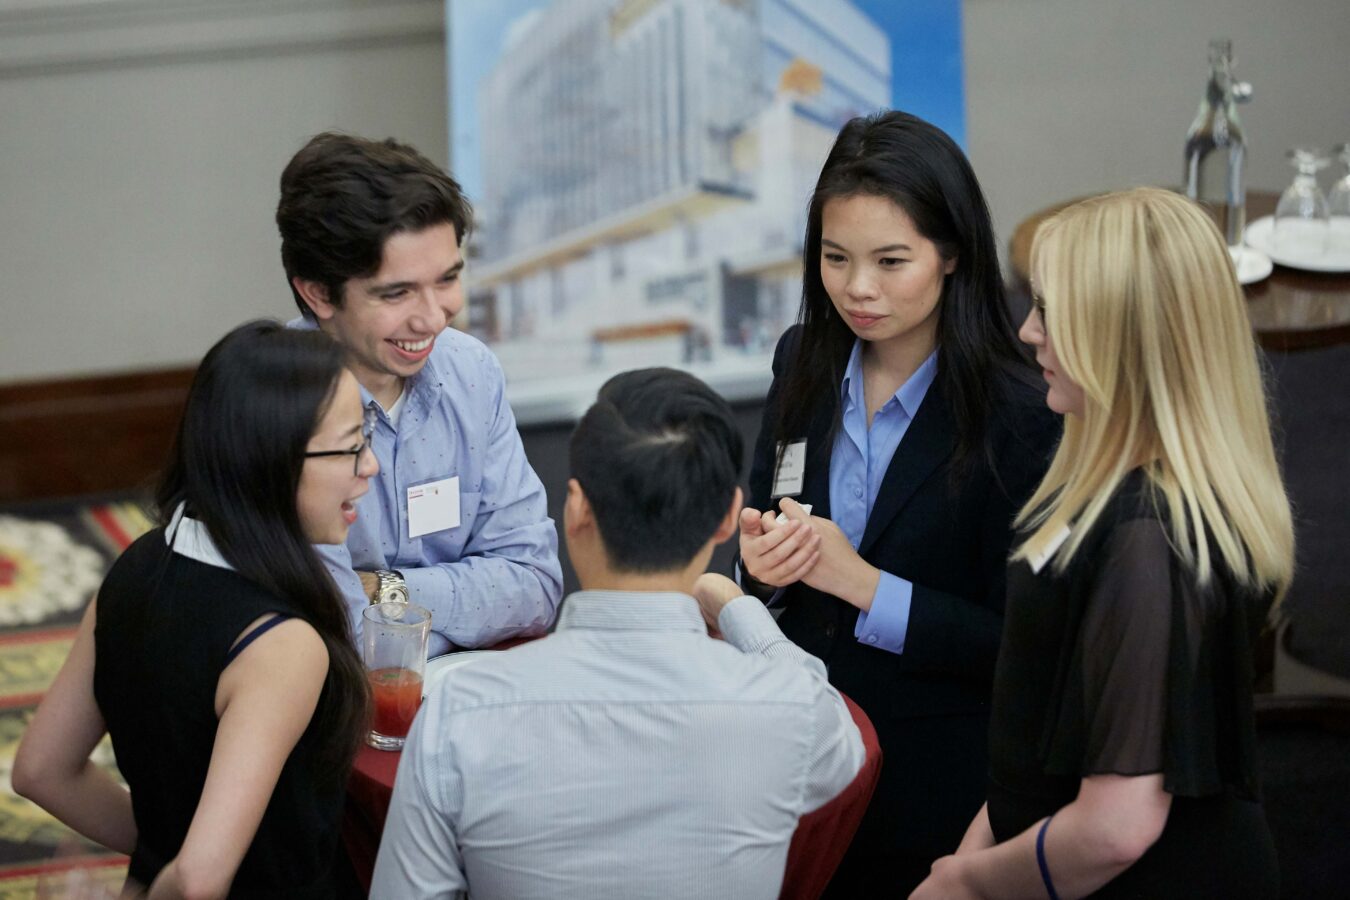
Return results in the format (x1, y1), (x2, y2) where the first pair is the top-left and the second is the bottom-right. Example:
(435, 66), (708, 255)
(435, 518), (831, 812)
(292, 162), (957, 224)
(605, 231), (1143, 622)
(447, 0), (966, 199)
(853, 0), (965, 146)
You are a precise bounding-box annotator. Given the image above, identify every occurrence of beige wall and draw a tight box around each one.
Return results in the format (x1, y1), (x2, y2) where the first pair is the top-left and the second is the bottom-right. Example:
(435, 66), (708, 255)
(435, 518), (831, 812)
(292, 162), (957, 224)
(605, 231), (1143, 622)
(2, 0), (1347, 383)
(964, 0), (1350, 249)
(0, 0), (446, 383)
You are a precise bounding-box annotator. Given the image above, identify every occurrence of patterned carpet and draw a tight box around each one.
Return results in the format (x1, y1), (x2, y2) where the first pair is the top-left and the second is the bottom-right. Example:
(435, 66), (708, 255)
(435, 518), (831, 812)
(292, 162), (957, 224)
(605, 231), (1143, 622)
(0, 500), (152, 898)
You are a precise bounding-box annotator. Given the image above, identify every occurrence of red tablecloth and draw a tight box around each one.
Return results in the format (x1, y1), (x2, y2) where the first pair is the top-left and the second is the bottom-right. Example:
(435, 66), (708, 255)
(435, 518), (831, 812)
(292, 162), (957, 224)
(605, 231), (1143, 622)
(779, 695), (882, 900)
(342, 659), (882, 899)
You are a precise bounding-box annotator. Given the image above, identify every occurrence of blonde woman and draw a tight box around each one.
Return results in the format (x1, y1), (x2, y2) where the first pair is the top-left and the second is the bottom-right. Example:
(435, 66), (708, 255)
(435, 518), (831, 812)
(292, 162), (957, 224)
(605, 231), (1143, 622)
(912, 188), (1293, 900)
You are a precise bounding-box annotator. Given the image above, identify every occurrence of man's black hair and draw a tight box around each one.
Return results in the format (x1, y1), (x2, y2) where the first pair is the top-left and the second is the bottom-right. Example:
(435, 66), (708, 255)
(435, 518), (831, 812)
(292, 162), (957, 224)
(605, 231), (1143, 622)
(277, 132), (473, 316)
(570, 368), (743, 573)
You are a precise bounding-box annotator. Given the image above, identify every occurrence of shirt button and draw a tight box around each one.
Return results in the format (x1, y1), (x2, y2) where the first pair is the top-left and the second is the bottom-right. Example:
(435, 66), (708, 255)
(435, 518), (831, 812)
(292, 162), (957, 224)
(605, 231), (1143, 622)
(866, 634), (878, 644)
(824, 623), (837, 639)
(853, 486), (863, 498)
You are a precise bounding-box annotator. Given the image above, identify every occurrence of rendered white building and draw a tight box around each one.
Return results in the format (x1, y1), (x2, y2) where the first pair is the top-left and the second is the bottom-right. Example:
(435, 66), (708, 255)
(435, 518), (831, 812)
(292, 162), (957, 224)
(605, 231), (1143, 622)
(467, 0), (891, 381)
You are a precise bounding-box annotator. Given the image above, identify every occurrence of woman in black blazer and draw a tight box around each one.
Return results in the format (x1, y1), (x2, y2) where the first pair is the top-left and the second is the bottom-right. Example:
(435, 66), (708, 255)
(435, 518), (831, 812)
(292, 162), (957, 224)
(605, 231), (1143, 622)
(739, 111), (1060, 896)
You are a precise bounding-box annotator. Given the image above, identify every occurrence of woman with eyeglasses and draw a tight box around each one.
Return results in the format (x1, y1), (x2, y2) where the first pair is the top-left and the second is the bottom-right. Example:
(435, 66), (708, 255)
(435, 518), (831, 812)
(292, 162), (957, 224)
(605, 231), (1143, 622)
(737, 110), (1060, 895)
(912, 188), (1292, 899)
(15, 320), (375, 898)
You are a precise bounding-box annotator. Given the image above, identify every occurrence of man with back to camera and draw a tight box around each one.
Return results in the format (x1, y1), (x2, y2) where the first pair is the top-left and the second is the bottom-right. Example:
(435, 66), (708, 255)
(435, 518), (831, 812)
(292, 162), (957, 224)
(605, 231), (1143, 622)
(277, 133), (562, 654)
(369, 367), (866, 900)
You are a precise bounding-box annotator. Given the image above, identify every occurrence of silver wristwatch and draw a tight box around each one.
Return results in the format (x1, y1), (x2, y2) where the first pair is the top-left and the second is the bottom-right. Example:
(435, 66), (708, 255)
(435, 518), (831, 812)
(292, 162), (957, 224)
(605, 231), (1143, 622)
(372, 569), (409, 605)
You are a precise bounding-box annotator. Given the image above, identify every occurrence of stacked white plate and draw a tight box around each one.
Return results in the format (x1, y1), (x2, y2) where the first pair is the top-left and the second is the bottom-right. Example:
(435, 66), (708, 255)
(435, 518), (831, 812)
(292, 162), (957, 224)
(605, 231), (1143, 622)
(1230, 246), (1273, 285)
(1245, 216), (1350, 274)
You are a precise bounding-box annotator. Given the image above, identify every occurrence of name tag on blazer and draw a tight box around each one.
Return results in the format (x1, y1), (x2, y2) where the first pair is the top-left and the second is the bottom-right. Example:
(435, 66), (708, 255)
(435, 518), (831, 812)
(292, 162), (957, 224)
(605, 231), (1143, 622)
(771, 440), (807, 498)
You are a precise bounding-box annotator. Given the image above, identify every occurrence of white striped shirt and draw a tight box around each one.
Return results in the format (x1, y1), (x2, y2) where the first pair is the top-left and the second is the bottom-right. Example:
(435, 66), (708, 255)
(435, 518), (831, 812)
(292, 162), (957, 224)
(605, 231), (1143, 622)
(371, 590), (865, 900)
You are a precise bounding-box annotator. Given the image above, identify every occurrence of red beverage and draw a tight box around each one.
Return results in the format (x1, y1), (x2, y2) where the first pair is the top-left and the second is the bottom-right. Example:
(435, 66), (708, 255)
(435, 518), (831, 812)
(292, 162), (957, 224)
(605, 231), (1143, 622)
(369, 667), (423, 738)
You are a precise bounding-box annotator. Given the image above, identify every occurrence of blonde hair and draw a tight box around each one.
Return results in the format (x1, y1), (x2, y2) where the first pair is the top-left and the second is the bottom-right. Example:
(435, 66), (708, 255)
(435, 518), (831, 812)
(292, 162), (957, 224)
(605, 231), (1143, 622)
(1012, 188), (1294, 602)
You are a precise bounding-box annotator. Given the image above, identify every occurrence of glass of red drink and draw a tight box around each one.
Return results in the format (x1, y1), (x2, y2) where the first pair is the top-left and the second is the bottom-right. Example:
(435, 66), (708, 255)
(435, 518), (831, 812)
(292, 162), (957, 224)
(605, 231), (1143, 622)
(361, 602), (432, 750)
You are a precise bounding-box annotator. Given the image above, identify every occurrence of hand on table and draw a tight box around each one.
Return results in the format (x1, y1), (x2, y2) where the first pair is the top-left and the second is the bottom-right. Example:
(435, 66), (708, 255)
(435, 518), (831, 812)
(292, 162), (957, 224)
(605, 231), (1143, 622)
(773, 498), (881, 611)
(738, 503), (820, 588)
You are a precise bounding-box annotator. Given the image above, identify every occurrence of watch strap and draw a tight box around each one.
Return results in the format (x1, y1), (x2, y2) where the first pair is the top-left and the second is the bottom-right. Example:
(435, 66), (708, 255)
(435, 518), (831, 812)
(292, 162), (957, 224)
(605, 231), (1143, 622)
(372, 569), (409, 605)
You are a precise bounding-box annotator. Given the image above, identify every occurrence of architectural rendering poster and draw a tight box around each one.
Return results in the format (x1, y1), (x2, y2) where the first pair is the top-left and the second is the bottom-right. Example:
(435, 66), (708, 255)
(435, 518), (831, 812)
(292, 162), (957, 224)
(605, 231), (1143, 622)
(448, 0), (965, 420)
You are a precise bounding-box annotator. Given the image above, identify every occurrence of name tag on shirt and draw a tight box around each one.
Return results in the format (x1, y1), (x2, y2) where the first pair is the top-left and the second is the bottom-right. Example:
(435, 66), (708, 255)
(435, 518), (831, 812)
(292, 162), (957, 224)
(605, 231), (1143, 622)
(771, 440), (807, 498)
(407, 476), (460, 539)
(1028, 524), (1072, 574)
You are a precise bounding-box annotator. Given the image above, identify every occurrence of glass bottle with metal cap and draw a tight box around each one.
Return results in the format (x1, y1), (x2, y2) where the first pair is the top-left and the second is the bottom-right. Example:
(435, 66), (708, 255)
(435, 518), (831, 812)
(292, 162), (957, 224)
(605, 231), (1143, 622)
(1184, 39), (1252, 249)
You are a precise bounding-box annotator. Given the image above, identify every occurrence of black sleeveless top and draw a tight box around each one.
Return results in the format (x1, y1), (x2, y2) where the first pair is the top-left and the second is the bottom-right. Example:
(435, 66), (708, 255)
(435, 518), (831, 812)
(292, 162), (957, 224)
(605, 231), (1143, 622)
(93, 526), (344, 898)
(988, 471), (1278, 898)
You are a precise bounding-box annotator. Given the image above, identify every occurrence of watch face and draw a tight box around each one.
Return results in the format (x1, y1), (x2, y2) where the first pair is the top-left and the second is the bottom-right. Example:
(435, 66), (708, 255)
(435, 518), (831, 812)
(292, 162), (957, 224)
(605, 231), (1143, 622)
(381, 584), (410, 605)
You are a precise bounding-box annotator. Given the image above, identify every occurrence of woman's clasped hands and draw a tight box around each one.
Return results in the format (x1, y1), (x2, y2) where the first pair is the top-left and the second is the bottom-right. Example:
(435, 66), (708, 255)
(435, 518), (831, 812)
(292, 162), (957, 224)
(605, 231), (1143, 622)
(739, 497), (881, 610)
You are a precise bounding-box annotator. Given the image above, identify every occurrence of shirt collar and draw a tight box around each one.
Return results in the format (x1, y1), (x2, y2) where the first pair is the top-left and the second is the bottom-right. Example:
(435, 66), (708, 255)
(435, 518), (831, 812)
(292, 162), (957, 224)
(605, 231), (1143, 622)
(839, 340), (939, 420)
(556, 591), (708, 633)
(287, 315), (446, 426)
(358, 335), (447, 428)
(164, 501), (233, 570)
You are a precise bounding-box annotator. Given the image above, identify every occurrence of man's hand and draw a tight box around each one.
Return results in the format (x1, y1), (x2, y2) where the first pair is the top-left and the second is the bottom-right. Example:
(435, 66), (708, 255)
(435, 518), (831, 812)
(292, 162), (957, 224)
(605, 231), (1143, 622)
(357, 571), (379, 603)
(738, 504), (820, 588)
(692, 573), (747, 635)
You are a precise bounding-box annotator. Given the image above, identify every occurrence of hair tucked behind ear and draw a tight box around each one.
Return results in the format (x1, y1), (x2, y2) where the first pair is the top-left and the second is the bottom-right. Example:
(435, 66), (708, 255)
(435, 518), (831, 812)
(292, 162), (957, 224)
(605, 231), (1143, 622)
(277, 132), (473, 316)
(778, 109), (1035, 475)
(1013, 188), (1294, 604)
(156, 320), (370, 778)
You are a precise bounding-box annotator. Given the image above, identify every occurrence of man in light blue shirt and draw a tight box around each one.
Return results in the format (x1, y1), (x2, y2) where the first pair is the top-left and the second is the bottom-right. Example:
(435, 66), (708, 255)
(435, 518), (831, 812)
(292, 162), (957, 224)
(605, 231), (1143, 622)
(278, 133), (561, 653)
(371, 368), (864, 900)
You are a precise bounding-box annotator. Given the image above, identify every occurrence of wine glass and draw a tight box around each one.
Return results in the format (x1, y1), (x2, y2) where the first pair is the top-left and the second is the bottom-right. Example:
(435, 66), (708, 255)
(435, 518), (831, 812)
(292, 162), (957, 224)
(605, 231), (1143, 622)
(1330, 144), (1350, 215)
(1329, 143), (1350, 252)
(1273, 147), (1330, 257)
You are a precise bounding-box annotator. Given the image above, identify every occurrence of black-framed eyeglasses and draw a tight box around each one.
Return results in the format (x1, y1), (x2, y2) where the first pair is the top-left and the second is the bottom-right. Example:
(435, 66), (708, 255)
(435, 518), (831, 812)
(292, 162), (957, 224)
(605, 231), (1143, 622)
(304, 406), (377, 476)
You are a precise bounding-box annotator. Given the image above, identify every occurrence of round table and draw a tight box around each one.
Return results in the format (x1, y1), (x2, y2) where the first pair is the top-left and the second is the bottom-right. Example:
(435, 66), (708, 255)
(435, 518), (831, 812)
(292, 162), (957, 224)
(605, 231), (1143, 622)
(1009, 190), (1350, 351)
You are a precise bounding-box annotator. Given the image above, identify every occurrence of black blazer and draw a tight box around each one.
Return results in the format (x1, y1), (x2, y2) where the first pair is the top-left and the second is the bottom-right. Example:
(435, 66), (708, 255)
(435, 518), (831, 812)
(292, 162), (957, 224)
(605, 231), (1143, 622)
(744, 327), (1060, 884)
(746, 325), (1060, 731)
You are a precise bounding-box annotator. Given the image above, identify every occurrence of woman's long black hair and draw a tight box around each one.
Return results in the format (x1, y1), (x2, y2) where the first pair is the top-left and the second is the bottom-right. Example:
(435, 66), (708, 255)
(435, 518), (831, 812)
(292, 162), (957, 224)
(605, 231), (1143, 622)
(776, 110), (1034, 475)
(155, 320), (370, 779)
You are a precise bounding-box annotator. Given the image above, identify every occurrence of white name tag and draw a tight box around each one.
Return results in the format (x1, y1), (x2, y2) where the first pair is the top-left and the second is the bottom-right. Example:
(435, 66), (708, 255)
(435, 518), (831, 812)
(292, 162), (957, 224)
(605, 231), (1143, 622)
(407, 476), (461, 539)
(771, 440), (807, 498)
(1028, 524), (1072, 574)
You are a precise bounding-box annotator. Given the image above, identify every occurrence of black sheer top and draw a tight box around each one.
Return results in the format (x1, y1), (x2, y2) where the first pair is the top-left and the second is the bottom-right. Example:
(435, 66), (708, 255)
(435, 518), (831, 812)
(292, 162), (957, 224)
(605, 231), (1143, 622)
(987, 470), (1278, 898)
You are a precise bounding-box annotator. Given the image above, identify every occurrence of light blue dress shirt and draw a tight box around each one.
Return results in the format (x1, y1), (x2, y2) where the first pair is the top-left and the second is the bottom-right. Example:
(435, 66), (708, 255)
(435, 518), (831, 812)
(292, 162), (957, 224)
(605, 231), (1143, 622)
(291, 319), (563, 656)
(830, 340), (938, 656)
(370, 591), (864, 900)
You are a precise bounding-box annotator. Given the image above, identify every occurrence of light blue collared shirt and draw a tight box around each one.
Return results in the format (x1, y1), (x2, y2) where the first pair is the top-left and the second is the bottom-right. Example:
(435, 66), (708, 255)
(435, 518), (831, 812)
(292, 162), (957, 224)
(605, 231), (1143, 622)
(371, 591), (864, 900)
(830, 340), (938, 655)
(290, 318), (563, 656)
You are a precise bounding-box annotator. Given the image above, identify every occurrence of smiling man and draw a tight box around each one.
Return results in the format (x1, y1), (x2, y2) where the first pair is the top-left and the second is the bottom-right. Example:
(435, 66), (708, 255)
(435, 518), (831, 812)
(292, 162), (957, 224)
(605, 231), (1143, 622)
(277, 133), (562, 654)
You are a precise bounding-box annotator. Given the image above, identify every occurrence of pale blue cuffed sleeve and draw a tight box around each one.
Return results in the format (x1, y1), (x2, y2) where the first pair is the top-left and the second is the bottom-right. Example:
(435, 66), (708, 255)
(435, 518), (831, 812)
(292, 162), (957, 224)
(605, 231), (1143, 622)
(853, 571), (913, 655)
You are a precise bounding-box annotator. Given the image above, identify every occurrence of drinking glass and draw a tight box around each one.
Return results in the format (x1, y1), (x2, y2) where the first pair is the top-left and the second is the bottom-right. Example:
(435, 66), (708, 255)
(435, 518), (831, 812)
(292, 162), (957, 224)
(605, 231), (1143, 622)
(362, 601), (431, 750)
(1329, 144), (1350, 253)
(1330, 144), (1350, 217)
(1273, 147), (1330, 256)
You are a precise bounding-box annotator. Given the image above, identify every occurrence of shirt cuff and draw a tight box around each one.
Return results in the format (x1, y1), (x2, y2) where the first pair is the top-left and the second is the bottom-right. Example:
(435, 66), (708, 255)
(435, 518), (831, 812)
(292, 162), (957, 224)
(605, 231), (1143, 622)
(853, 572), (912, 655)
(719, 596), (825, 674)
(400, 567), (454, 656)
